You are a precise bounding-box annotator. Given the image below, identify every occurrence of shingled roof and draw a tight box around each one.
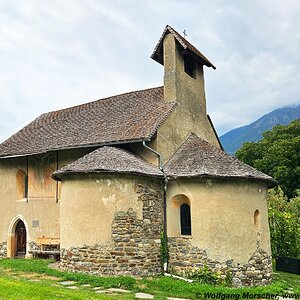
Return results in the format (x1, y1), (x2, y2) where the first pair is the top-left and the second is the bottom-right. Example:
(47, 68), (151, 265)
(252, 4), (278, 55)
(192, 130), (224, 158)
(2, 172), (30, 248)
(52, 146), (164, 180)
(164, 133), (276, 187)
(151, 25), (216, 69)
(0, 87), (176, 158)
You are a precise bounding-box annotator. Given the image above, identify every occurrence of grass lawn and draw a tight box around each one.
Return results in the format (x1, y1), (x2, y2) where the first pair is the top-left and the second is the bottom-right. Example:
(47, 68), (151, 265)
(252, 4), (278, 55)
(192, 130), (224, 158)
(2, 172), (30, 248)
(0, 259), (299, 299)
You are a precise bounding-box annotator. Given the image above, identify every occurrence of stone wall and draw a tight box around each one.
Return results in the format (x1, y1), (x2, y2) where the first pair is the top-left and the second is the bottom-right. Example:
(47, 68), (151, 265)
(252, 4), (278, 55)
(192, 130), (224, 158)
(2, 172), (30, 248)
(60, 180), (163, 276)
(0, 242), (7, 258)
(29, 241), (40, 251)
(168, 237), (272, 287)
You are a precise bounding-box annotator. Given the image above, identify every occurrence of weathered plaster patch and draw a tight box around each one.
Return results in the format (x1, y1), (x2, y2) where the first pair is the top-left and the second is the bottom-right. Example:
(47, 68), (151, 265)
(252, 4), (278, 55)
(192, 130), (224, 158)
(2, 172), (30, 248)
(115, 180), (128, 193)
(102, 194), (116, 206)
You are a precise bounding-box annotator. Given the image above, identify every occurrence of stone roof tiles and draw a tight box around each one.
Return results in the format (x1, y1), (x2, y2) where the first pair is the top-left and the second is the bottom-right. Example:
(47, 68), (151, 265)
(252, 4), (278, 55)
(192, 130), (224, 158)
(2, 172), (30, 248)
(151, 25), (216, 69)
(164, 133), (276, 187)
(52, 146), (164, 179)
(0, 87), (176, 158)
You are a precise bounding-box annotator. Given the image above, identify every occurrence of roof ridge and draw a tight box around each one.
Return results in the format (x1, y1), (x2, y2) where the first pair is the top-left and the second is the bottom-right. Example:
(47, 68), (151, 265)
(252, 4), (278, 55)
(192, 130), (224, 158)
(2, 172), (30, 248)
(151, 25), (216, 69)
(165, 25), (190, 49)
(44, 86), (164, 115)
(163, 132), (198, 166)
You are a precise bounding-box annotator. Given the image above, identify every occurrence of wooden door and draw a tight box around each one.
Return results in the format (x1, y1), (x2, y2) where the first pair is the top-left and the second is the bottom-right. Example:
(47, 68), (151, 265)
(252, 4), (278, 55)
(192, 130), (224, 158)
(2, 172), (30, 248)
(15, 221), (26, 256)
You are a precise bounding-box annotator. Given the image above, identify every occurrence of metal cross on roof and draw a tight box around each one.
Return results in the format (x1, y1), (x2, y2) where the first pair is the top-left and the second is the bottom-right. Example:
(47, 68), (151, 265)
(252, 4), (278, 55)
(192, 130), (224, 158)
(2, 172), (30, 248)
(183, 30), (187, 38)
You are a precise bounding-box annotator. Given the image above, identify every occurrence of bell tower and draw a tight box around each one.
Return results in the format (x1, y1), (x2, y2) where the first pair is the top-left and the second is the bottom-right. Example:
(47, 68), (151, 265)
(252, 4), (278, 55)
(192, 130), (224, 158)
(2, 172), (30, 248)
(151, 25), (221, 163)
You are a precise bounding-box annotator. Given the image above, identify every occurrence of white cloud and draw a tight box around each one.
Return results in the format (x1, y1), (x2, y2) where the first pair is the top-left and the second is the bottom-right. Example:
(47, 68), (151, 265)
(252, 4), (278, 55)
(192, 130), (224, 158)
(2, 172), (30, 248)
(0, 0), (299, 141)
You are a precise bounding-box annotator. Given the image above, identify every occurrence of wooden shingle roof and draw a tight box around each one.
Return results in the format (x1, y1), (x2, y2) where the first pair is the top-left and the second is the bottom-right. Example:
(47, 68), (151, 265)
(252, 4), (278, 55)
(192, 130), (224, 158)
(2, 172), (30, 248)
(164, 133), (276, 187)
(52, 146), (164, 179)
(151, 25), (216, 69)
(0, 87), (176, 158)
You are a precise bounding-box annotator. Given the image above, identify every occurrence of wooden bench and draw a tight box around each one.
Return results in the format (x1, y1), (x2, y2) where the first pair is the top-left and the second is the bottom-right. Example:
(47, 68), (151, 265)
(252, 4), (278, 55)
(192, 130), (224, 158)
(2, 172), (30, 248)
(30, 237), (60, 260)
(36, 237), (60, 251)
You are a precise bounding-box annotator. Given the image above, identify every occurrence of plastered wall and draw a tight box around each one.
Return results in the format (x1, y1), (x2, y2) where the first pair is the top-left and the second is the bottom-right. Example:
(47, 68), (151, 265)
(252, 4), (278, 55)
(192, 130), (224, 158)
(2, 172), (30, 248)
(0, 158), (59, 257)
(166, 177), (271, 264)
(0, 148), (93, 257)
(60, 174), (146, 249)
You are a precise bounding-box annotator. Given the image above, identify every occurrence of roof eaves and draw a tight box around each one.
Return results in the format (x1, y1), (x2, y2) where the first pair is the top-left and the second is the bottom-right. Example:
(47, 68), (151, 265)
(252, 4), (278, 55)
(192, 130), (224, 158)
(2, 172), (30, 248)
(52, 169), (164, 181)
(0, 138), (148, 159)
(166, 173), (277, 188)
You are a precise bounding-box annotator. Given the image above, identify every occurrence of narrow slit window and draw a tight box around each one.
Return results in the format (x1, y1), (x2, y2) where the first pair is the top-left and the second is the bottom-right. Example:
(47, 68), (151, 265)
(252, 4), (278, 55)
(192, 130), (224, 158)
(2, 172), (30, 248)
(254, 209), (260, 230)
(24, 175), (28, 198)
(180, 203), (191, 235)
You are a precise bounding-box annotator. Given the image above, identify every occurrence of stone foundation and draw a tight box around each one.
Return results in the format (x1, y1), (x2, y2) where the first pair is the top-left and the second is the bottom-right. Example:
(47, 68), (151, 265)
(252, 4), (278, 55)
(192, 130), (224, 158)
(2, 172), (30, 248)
(168, 237), (272, 287)
(0, 241), (7, 258)
(60, 180), (163, 276)
(29, 241), (40, 251)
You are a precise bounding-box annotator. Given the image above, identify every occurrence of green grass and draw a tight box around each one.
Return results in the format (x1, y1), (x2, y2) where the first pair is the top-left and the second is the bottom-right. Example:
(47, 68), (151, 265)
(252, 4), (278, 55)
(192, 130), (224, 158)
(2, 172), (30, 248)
(0, 259), (299, 299)
(0, 276), (129, 300)
(0, 259), (135, 289)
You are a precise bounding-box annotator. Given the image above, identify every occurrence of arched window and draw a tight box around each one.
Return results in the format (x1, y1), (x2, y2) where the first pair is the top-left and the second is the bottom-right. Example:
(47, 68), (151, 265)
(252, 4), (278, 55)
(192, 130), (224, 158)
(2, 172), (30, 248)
(168, 194), (192, 237)
(254, 209), (260, 230)
(16, 170), (28, 199)
(180, 203), (191, 235)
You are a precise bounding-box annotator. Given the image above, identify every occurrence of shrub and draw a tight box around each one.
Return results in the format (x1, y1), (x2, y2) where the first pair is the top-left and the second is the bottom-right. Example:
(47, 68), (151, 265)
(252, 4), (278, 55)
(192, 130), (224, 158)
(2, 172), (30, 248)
(268, 188), (300, 258)
(185, 266), (232, 286)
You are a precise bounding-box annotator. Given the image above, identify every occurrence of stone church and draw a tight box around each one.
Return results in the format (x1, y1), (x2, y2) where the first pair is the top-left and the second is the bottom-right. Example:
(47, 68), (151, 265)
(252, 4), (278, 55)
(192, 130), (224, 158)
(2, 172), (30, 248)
(0, 25), (275, 286)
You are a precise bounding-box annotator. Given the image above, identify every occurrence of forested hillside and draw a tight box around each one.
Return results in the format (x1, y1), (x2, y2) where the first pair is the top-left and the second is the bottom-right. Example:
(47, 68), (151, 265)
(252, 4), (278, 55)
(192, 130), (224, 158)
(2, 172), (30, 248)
(236, 120), (300, 259)
(220, 105), (300, 155)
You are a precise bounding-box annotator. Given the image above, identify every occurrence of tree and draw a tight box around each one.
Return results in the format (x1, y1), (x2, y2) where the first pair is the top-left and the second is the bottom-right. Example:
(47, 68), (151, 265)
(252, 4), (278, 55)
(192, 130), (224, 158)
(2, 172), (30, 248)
(268, 188), (300, 258)
(236, 119), (300, 198)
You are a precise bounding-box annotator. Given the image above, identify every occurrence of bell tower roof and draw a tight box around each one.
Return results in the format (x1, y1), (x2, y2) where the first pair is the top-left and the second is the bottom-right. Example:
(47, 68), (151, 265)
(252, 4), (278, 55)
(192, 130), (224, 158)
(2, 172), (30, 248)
(151, 25), (216, 70)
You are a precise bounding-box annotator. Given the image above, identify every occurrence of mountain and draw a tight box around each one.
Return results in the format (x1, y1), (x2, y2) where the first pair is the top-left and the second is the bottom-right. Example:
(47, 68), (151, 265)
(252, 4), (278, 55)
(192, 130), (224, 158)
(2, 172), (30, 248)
(220, 105), (300, 155)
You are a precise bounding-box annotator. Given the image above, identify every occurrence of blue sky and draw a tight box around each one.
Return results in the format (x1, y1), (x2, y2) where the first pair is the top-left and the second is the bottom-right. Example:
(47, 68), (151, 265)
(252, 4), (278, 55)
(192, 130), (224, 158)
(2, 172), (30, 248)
(0, 0), (300, 142)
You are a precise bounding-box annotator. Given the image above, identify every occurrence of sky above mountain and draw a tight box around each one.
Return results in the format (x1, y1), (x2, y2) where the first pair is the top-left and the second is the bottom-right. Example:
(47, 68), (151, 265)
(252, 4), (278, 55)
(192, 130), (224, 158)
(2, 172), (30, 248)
(1, 0), (300, 142)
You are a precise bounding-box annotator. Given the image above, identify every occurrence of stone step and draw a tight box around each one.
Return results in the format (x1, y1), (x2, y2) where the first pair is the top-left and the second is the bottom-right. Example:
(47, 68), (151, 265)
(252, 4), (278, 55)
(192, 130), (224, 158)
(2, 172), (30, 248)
(59, 281), (77, 286)
(107, 288), (131, 293)
(135, 292), (154, 299)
